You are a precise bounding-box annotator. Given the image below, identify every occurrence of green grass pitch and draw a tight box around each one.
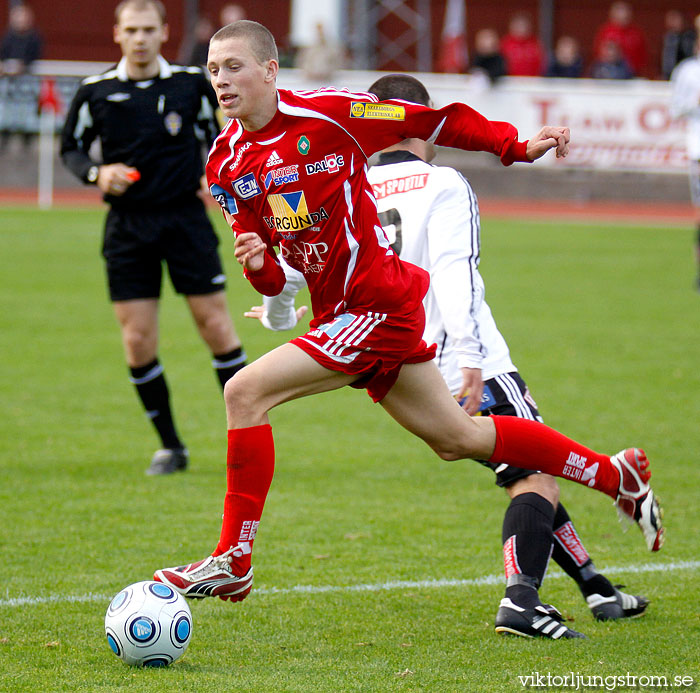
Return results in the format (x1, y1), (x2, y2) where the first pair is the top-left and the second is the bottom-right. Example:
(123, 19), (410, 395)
(0, 205), (698, 692)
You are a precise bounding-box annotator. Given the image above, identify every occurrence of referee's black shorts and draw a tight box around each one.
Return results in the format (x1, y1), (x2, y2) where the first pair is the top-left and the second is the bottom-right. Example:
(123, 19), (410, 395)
(477, 371), (542, 488)
(102, 197), (226, 302)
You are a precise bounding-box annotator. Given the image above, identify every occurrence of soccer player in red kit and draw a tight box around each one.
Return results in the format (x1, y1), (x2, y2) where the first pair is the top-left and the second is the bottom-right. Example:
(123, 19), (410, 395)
(154, 20), (663, 603)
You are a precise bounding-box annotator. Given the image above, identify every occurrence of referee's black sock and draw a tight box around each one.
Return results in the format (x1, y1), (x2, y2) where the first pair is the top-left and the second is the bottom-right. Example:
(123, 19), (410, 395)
(129, 358), (184, 450)
(212, 346), (247, 389)
(551, 502), (616, 599)
(502, 492), (555, 609)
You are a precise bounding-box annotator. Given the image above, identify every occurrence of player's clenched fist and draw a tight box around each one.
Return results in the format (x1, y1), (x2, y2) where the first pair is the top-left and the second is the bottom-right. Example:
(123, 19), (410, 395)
(234, 232), (267, 271)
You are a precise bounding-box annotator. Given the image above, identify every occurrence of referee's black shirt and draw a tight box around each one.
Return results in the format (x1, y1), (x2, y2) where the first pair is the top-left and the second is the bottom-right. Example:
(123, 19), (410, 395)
(61, 56), (220, 209)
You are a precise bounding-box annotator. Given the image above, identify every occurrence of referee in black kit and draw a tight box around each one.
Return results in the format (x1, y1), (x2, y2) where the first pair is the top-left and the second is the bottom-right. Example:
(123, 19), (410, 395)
(61, 0), (247, 475)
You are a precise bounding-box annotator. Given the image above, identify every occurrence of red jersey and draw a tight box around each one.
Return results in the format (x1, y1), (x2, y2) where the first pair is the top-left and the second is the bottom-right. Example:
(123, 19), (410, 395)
(501, 35), (546, 76)
(593, 22), (647, 77)
(207, 88), (529, 327)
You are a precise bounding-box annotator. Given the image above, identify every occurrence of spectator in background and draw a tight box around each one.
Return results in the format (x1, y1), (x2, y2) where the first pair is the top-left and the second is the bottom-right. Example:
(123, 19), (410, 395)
(471, 28), (506, 84)
(295, 21), (343, 82)
(0, 3), (43, 76)
(181, 4), (245, 68)
(661, 10), (695, 80)
(590, 39), (633, 80)
(0, 3), (43, 151)
(220, 3), (246, 27)
(546, 36), (583, 79)
(500, 12), (545, 77)
(670, 26), (700, 289)
(593, 2), (647, 77)
(184, 15), (214, 67)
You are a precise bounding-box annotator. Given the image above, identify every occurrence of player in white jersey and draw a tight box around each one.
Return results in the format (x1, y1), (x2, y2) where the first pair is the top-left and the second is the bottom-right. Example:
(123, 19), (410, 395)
(670, 29), (700, 290)
(249, 75), (650, 639)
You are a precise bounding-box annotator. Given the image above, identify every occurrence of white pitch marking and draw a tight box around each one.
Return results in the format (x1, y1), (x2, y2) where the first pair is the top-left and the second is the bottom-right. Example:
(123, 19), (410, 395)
(1, 560), (697, 608)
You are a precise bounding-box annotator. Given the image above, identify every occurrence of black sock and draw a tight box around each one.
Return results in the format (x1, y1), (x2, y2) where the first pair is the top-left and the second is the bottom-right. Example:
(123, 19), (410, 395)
(551, 502), (615, 599)
(129, 358), (183, 450)
(212, 346), (247, 389)
(502, 492), (555, 608)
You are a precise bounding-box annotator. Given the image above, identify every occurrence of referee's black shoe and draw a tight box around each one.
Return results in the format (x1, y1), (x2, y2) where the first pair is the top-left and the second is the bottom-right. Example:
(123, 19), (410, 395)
(495, 598), (586, 639)
(147, 448), (189, 475)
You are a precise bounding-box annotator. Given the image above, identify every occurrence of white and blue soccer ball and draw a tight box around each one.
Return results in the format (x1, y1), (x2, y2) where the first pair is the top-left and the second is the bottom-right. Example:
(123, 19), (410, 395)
(105, 581), (192, 667)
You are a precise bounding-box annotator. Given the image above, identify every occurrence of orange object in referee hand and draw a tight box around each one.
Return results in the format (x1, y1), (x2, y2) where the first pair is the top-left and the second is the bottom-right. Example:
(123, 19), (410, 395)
(126, 170), (141, 182)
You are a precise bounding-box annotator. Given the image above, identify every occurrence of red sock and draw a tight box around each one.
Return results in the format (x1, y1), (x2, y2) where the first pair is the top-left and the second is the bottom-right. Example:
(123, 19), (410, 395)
(214, 424), (275, 573)
(489, 416), (618, 498)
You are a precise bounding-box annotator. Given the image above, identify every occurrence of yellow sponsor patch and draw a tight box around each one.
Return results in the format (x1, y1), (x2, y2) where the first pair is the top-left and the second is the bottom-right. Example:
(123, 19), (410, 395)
(350, 102), (405, 120)
(267, 191), (314, 231)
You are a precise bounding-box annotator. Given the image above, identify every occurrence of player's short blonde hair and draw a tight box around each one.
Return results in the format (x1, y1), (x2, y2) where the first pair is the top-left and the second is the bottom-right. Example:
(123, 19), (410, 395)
(114, 0), (166, 25)
(211, 20), (278, 64)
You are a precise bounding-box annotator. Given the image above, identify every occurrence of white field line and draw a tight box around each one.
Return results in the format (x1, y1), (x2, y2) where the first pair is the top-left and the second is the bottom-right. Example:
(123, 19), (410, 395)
(2, 560), (698, 609)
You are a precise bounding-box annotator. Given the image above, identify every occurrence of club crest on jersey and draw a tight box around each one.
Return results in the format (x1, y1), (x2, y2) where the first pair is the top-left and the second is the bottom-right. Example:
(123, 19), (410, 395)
(232, 172), (262, 200)
(350, 102), (405, 120)
(263, 165), (299, 189)
(209, 183), (238, 215)
(265, 191), (329, 231)
(305, 154), (345, 175)
(164, 111), (182, 136)
(297, 135), (311, 155)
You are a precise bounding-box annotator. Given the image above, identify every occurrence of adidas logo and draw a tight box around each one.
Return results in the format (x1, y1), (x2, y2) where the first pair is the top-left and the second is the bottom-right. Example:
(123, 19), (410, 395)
(266, 150), (283, 167)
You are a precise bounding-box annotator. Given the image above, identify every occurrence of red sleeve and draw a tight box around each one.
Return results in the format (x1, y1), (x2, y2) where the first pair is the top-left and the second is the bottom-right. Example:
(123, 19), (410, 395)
(418, 101), (530, 165)
(283, 90), (529, 166)
(358, 99), (530, 166)
(243, 248), (286, 296)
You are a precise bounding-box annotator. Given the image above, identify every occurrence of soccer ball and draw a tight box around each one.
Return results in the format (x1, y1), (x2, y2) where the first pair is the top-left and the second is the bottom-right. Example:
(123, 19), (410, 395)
(104, 581), (192, 667)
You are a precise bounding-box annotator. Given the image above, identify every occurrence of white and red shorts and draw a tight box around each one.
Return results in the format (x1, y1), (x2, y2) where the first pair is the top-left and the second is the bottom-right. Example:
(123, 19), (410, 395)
(291, 304), (436, 402)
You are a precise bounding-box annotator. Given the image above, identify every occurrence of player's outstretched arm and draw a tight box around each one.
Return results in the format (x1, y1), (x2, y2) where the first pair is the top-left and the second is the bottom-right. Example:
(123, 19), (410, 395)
(525, 126), (570, 161)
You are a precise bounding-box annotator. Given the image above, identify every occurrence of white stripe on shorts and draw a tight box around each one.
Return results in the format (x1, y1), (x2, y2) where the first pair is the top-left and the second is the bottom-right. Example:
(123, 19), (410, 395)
(344, 312), (386, 347)
(332, 314), (371, 354)
(494, 374), (535, 420)
(295, 336), (362, 364)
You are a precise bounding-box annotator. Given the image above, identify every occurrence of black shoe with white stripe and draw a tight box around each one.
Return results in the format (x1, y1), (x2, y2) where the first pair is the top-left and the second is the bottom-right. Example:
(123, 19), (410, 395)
(586, 586), (649, 621)
(495, 598), (586, 639)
